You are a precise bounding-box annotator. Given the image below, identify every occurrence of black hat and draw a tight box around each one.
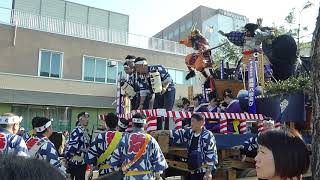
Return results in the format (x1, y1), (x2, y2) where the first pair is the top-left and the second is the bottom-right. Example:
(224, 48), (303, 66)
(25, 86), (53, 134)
(244, 23), (258, 33)
(77, 112), (89, 120)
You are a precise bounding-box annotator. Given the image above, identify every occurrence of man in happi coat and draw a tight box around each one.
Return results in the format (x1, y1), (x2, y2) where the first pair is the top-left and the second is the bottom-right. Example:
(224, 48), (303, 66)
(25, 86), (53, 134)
(26, 117), (66, 176)
(65, 112), (91, 180)
(110, 113), (168, 180)
(85, 113), (123, 177)
(154, 113), (218, 180)
(0, 113), (28, 157)
(172, 113), (217, 180)
(135, 57), (175, 129)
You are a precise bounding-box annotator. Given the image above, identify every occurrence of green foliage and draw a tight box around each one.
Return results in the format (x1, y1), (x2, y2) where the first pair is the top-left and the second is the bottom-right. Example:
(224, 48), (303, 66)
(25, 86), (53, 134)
(302, 1), (313, 10)
(274, 1), (313, 38)
(285, 8), (296, 24)
(265, 76), (312, 96)
(272, 1), (313, 52)
(300, 42), (312, 49)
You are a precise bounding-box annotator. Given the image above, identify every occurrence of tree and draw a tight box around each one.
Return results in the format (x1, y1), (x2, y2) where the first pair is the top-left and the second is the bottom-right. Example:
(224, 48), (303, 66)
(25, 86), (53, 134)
(275, 1), (313, 52)
(311, 5), (320, 180)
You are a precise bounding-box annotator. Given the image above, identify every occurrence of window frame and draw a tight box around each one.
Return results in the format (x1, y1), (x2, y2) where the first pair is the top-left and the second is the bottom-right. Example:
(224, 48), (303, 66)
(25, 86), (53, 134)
(166, 67), (194, 85)
(106, 58), (119, 84)
(38, 49), (64, 78)
(82, 55), (121, 84)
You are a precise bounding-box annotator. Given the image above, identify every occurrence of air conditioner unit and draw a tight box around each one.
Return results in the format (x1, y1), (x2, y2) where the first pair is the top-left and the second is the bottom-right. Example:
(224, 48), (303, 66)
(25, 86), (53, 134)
(107, 61), (117, 67)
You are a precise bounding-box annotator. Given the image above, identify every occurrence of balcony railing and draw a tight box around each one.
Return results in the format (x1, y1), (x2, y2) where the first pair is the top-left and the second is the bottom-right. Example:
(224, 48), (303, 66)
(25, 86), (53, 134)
(0, 7), (193, 55)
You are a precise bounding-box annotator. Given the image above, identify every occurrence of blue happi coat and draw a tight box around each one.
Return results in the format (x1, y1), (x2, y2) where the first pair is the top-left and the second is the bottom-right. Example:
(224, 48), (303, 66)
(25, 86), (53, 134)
(110, 128), (168, 180)
(241, 134), (259, 158)
(22, 129), (35, 142)
(170, 127), (218, 173)
(194, 103), (209, 113)
(127, 73), (139, 93)
(65, 126), (90, 165)
(224, 99), (242, 113)
(0, 128), (28, 157)
(148, 65), (175, 90)
(85, 130), (123, 176)
(138, 65), (175, 95)
(26, 134), (66, 175)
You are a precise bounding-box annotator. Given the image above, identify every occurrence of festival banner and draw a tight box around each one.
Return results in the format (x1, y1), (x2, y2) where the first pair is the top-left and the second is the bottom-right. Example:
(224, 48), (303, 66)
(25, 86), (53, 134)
(116, 72), (124, 114)
(220, 59), (224, 79)
(248, 59), (257, 113)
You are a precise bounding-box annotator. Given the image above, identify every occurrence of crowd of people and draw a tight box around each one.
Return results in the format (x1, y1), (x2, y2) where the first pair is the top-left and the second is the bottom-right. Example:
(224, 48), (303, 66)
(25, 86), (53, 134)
(0, 109), (310, 180)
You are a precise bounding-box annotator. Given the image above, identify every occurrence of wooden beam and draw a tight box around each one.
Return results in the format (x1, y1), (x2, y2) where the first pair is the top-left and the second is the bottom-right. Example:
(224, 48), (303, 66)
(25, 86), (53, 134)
(166, 159), (189, 172)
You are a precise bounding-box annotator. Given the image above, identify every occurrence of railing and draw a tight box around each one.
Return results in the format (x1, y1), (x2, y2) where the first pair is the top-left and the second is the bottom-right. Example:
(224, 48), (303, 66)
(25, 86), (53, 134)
(0, 7), (193, 55)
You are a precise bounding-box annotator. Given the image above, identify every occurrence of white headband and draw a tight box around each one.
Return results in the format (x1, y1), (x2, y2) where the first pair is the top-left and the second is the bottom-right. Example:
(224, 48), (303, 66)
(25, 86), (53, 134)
(34, 121), (52, 132)
(118, 121), (128, 129)
(135, 60), (148, 65)
(263, 119), (274, 125)
(0, 116), (23, 124)
(126, 58), (135, 62)
(132, 118), (146, 124)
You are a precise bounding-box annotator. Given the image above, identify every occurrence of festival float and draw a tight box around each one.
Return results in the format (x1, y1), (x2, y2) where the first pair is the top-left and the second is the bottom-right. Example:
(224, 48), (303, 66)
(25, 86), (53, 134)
(99, 19), (312, 180)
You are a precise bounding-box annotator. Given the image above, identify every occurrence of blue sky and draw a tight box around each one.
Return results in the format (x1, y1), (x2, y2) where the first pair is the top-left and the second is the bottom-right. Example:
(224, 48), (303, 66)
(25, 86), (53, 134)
(1, 0), (319, 41)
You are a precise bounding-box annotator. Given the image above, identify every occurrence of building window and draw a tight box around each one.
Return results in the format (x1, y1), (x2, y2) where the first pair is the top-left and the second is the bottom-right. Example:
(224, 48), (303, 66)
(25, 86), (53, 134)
(174, 29), (179, 36)
(118, 62), (125, 76)
(168, 32), (173, 39)
(95, 59), (106, 82)
(175, 70), (184, 84)
(12, 105), (71, 132)
(84, 57), (95, 81)
(183, 71), (193, 85)
(107, 61), (117, 83)
(168, 69), (176, 82)
(39, 50), (63, 78)
(83, 56), (119, 84)
(186, 21), (192, 30)
(180, 24), (185, 33)
(167, 68), (192, 85)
